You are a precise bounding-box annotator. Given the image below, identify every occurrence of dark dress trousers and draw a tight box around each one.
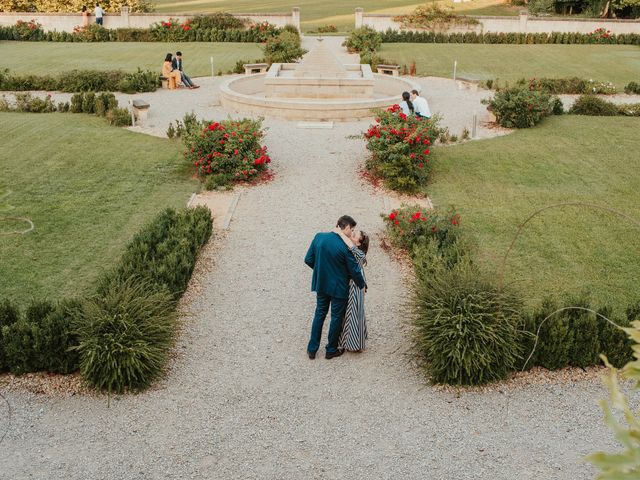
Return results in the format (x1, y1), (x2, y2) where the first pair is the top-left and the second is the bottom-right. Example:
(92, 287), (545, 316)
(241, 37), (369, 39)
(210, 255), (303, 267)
(305, 232), (366, 353)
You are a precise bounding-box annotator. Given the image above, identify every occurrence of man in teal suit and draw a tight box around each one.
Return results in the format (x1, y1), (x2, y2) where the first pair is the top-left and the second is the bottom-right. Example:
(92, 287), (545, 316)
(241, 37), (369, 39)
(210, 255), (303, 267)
(305, 215), (367, 359)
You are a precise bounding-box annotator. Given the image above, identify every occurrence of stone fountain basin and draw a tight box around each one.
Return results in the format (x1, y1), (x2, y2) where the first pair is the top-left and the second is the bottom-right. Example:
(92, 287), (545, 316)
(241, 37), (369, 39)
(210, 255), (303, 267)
(219, 71), (422, 122)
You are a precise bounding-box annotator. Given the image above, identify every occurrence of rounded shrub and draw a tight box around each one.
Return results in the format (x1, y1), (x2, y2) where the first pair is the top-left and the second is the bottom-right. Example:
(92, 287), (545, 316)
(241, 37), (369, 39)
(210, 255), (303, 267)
(412, 255), (523, 386)
(484, 87), (557, 128)
(343, 26), (382, 53)
(569, 95), (619, 116)
(73, 278), (177, 393)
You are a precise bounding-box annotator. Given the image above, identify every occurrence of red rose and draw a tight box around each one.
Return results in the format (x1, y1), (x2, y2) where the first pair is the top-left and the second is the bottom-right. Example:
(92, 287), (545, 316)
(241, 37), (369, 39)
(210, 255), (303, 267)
(394, 220), (399, 225)
(389, 212), (397, 221)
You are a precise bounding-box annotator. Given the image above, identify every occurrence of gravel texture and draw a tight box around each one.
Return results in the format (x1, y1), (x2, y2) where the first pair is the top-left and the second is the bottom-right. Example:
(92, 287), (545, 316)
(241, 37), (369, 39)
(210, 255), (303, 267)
(2, 39), (640, 480)
(1, 117), (637, 480)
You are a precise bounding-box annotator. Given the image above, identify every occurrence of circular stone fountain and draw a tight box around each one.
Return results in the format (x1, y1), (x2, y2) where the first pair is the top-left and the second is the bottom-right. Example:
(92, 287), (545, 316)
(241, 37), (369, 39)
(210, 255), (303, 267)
(219, 39), (421, 122)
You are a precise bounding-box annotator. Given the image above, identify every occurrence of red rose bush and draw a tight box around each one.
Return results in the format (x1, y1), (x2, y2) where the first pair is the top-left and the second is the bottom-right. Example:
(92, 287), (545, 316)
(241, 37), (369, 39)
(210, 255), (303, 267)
(364, 105), (440, 193)
(183, 118), (271, 188)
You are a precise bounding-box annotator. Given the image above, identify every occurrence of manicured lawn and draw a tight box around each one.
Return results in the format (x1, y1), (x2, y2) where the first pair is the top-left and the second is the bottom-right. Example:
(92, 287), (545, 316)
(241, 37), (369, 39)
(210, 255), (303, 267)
(0, 41), (263, 77)
(380, 44), (640, 88)
(153, 0), (518, 31)
(0, 113), (198, 304)
(429, 116), (640, 311)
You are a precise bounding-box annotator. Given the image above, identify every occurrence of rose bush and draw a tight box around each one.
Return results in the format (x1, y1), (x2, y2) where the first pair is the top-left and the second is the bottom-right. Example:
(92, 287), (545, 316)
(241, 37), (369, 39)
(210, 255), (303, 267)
(364, 105), (440, 193)
(384, 204), (461, 253)
(183, 119), (271, 188)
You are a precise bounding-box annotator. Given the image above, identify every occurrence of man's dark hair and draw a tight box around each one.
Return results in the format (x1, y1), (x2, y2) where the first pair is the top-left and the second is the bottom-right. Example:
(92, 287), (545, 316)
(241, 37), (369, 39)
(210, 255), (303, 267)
(336, 215), (356, 229)
(411, 89), (419, 95)
(176, 51), (182, 56)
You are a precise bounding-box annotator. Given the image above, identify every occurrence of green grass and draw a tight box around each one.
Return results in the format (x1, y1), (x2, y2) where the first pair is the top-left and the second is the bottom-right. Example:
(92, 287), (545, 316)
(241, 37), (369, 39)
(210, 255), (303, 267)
(0, 112), (198, 304)
(380, 44), (640, 89)
(153, 0), (519, 32)
(429, 116), (640, 311)
(0, 41), (263, 76)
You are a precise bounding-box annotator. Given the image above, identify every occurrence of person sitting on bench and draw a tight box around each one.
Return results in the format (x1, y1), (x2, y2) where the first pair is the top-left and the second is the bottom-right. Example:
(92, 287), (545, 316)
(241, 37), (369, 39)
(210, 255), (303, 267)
(162, 53), (182, 90)
(172, 51), (199, 89)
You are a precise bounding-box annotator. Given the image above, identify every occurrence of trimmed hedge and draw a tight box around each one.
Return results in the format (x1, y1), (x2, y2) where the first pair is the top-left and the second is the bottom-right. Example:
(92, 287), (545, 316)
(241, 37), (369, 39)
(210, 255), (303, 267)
(569, 95), (640, 116)
(380, 29), (640, 45)
(0, 206), (213, 392)
(0, 68), (158, 93)
(0, 299), (80, 375)
(521, 296), (635, 371)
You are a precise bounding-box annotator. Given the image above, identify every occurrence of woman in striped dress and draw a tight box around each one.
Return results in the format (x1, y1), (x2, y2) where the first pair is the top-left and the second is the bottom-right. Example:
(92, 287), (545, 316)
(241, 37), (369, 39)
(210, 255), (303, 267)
(335, 229), (370, 352)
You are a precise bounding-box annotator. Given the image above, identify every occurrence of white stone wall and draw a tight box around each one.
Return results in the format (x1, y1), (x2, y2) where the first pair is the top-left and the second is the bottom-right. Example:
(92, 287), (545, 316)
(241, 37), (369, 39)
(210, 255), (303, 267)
(0, 8), (300, 32)
(359, 11), (640, 35)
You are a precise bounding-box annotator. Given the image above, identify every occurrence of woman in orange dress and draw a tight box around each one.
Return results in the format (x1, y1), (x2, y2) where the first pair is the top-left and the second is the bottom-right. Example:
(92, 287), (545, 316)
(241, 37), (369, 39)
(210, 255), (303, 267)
(162, 53), (182, 89)
(81, 5), (90, 27)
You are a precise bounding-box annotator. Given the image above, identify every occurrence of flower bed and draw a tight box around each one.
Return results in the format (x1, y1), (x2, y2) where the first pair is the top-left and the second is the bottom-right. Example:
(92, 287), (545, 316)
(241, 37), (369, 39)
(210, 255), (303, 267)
(182, 118), (271, 189)
(0, 15), (286, 43)
(363, 105), (440, 194)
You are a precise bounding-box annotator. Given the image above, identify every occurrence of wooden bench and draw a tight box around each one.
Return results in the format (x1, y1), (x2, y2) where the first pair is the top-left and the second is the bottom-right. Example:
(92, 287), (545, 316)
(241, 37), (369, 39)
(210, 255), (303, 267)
(376, 65), (400, 77)
(132, 99), (150, 121)
(243, 63), (269, 75)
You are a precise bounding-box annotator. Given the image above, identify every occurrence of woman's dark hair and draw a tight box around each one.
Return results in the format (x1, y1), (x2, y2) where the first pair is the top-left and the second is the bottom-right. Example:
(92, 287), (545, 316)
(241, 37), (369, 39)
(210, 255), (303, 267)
(337, 215), (356, 230)
(82, 5), (87, 11)
(402, 91), (414, 113)
(358, 231), (370, 257)
(164, 53), (173, 62)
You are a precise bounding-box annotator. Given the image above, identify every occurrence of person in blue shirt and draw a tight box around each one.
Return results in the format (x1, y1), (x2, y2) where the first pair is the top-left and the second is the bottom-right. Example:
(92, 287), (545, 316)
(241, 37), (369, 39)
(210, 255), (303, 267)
(305, 215), (367, 359)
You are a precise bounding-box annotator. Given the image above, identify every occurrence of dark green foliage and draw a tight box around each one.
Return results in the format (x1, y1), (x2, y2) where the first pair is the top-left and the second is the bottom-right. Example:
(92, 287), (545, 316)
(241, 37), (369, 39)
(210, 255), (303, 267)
(94, 92), (117, 117)
(70, 92), (84, 113)
(0, 299), (20, 371)
(597, 306), (633, 368)
(117, 68), (159, 94)
(81, 92), (96, 114)
(0, 68), (158, 93)
(0, 300), (80, 374)
(627, 303), (640, 322)
(379, 29), (640, 46)
(412, 253), (523, 386)
(530, 297), (573, 370)
(73, 278), (177, 393)
(344, 26), (382, 53)
(1, 320), (40, 374)
(263, 31), (307, 64)
(189, 13), (245, 30)
(484, 87), (557, 128)
(625, 81), (640, 94)
(565, 295), (600, 368)
(569, 95), (620, 116)
(106, 107), (132, 127)
(25, 299), (54, 325)
(102, 207), (213, 300)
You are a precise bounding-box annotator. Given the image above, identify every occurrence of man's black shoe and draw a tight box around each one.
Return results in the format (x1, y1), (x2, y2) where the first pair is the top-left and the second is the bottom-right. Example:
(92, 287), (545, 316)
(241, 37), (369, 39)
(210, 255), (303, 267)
(325, 349), (345, 360)
(308, 351), (317, 360)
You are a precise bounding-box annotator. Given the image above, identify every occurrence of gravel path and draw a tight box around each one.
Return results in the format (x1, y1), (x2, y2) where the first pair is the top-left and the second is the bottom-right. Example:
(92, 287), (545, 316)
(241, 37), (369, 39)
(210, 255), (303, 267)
(2, 40), (639, 480)
(0, 116), (634, 480)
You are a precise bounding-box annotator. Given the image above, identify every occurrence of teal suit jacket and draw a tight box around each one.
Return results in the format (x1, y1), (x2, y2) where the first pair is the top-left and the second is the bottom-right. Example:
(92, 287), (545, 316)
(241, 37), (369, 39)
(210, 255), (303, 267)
(304, 232), (366, 299)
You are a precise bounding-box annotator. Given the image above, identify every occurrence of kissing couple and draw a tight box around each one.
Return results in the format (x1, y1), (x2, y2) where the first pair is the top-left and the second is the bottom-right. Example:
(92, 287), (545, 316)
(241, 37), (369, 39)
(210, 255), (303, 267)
(304, 215), (370, 360)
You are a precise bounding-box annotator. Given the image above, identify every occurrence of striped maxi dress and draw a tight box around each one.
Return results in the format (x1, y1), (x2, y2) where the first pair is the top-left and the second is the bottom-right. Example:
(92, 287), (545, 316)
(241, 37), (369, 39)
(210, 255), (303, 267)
(339, 246), (367, 351)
